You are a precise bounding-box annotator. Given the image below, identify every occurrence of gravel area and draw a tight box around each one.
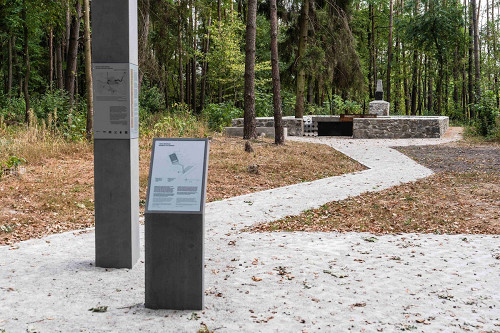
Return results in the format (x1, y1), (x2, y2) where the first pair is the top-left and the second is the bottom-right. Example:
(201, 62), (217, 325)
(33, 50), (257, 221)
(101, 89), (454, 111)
(1, 130), (499, 332)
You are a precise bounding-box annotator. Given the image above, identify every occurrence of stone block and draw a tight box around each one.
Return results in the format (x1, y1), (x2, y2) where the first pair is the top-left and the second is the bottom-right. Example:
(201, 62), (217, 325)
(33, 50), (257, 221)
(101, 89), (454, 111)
(369, 101), (390, 116)
(223, 127), (287, 138)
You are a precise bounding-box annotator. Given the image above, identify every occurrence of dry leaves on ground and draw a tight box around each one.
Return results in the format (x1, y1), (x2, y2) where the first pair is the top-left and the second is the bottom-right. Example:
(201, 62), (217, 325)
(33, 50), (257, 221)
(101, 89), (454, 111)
(251, 141), (500, 235)
(1, 136), (364, 245)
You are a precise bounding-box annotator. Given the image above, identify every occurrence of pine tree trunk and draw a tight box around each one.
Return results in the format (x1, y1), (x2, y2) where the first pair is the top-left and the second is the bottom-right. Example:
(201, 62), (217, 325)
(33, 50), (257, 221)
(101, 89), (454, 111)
(7, 34), (13, 97)
(468, 6), (474, 117)
(270, 0), (284, 144)
(243, 0), (257, 139)
(22, 0), (30, 123)
(192, 6), (197, 112)
(386, 0), (394, 103)
(49, 28), (54, 91)
(371, 3), (377, 97)
(200, 17), (211, 111)
(471, 0), (480, 100)
(367, 9), (373, 100)
(83, 0), (93, 141)
(56, 40), (64, 90)
(410, 50), (419, 115)
(178, 0), (184, 104)
(138, 0), (150, 90)
(402, 44), (410, 115)
(65, 0), (82, 107)
(294, 0), (309, 118)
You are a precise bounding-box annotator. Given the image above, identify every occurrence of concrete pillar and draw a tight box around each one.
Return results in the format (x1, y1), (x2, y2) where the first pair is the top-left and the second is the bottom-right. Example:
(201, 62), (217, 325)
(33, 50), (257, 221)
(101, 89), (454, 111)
(92, 0), (140, 268)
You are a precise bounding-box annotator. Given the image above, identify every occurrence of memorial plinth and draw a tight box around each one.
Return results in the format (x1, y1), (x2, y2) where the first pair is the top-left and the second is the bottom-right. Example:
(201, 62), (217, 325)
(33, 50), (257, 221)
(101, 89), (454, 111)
(145, 138), (209, 310)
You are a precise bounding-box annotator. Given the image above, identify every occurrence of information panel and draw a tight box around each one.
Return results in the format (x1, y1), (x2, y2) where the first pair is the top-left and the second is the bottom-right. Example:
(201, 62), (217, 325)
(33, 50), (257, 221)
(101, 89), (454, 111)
(93, 63), (139, 139)
(146, 139), (209, 213)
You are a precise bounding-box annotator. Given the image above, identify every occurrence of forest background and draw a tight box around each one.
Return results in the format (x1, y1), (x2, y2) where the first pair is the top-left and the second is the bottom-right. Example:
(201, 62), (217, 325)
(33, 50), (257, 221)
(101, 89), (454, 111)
(0, 0), (499, 142)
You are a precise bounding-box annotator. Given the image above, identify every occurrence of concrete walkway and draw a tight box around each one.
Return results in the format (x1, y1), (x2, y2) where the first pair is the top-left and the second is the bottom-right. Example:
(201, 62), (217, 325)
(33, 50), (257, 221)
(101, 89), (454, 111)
(1, 131), (500, 332)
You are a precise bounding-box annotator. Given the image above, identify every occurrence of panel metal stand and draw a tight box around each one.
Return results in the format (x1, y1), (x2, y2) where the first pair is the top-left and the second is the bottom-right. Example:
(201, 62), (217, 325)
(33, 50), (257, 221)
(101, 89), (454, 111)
(92, 0), (140, 268)
(144, 139), (209, 310)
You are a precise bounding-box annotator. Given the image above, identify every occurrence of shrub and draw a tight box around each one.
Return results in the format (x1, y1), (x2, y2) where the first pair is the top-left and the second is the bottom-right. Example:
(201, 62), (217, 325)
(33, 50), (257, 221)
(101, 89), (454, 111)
(202, 102), (243, 132)
(472, 90), (499, 137)
(140, 84), (165, 115)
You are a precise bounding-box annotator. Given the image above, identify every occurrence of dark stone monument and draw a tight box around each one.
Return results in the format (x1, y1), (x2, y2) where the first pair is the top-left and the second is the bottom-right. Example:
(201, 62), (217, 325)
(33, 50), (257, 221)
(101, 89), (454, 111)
(375, 79), (384, 101)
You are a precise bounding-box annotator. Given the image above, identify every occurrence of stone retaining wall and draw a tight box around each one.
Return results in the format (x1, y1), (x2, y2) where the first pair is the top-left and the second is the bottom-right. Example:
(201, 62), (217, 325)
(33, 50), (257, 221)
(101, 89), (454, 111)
(231, 116), (304, 136)
(352, 116), (449, 139)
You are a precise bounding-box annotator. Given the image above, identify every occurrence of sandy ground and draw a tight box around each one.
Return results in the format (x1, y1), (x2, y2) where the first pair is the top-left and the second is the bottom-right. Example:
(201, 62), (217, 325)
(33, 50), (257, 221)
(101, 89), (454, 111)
(1, 130), (499, 332)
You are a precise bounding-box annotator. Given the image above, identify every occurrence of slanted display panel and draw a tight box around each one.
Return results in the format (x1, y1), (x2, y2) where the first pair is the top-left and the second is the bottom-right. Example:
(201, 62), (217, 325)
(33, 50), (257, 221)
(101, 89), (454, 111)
(146, 139), (208, 213)
(93, 63), (139, 139)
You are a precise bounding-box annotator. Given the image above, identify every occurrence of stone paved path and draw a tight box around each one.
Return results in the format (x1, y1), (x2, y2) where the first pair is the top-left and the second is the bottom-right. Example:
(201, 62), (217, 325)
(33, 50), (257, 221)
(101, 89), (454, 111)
(2, 130), (499, 332)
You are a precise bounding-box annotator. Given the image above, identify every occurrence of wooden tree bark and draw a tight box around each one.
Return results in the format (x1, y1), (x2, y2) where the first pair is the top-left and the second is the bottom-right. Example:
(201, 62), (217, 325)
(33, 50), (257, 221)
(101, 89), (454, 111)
(177, 0), (184, 104)
(370, 2), (377, 97)
(55, 40), (64, 90)
(270, 0), (284, 144)
(83, 0), (93, 140)
(243, 0), (257, 139)
(138, 0), (150, 90)
(493, 0), (499, 107)
(386, 0), (394, 103)
(468, 2), (474, 117)
(7, 34), (13, 97)
(49, 28), (54, 91)
(192, 5), (197, 112)
(200, 17), (211, 111)
(294, 0), (309, 118)
(471, 0), (480, 101)
(65, 0), (82, 106)
(22, 0), (30, 123)
(411, 50), (419, 115)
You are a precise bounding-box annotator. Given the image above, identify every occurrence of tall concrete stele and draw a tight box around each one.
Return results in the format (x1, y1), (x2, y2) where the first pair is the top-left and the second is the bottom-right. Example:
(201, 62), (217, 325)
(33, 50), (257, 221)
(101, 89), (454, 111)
(91, 0), (140, 268)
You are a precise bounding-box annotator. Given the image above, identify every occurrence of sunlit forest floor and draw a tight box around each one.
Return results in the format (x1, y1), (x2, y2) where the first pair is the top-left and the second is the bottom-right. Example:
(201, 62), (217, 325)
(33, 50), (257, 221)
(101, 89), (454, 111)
(0, 127), (365, 245)
(252, 140), (500, 235)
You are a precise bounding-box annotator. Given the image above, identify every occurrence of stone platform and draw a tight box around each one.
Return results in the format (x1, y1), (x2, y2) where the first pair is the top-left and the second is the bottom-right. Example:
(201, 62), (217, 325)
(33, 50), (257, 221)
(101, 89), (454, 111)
(228, 115), (449, 139)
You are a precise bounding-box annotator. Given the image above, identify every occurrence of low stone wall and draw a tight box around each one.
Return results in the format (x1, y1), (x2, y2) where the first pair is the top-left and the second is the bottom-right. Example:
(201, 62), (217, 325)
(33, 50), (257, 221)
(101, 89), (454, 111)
(352, 116), (449, 139)
(231, 116), (304, 136)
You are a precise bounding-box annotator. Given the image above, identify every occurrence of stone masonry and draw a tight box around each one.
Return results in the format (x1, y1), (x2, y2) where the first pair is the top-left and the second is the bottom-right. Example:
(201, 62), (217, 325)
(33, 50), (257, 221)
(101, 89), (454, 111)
(353, 116), (449, 139)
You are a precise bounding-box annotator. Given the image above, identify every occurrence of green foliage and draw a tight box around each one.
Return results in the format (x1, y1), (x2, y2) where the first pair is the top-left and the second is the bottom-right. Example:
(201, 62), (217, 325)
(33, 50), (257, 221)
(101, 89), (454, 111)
(332, 95), (362, 114)
(0, 155), (26, 181)
(139, 84), (166, 115)
(471, 90), (499, 137)
(152, 103), (208, 137)
(202, 102), (243, 132)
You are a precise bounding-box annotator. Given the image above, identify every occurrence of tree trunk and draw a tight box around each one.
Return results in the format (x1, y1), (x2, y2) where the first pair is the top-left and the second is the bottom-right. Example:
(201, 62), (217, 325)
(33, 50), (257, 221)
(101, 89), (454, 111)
(243, 0), (257, 139)
(294, 0), (309, 118)
(49, 28), (54, 91)
(138, 0), (150, 90)
(178, 0), (184, 104)
(22, 0), (30, 123)
(200, 17), (211, 111)
(410, 50), (419, 115)
(270, 0), (284, 144)
(386, 0), (394, 103)
(192, 5), (197, 112)
(371, 2), (377, 97)
(468, 5), (474, 117)
(492, 0), (499, 108)
(471, 0), (480, 100)
(367, 7), (373, 100)
(83, 0), (93, 140)
(56, 40), (64, 90)
(7, 34), (13, 97)
(402, 44), (410, 115)
(65, 0), (82, 106)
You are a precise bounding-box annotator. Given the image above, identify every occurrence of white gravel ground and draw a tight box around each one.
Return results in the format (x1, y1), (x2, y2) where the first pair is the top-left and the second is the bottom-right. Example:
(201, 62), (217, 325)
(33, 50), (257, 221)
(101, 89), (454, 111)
(1, 133), (499, 332)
